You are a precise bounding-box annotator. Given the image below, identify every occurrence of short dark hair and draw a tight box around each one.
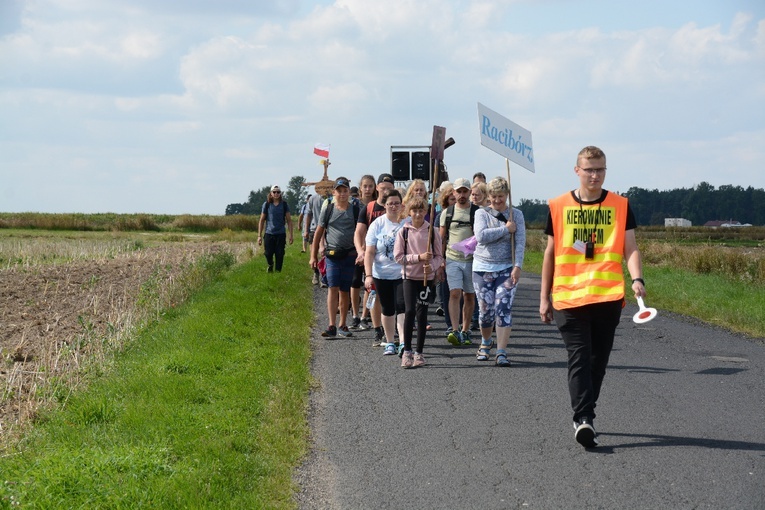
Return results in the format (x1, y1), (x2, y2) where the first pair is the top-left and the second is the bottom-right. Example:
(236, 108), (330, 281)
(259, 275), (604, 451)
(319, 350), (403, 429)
(382, 189), (403, 204)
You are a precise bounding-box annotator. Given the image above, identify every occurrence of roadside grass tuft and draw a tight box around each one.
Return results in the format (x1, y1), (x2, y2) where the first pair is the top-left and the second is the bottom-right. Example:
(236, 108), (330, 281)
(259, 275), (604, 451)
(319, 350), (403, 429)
(0, 250), (314, 508)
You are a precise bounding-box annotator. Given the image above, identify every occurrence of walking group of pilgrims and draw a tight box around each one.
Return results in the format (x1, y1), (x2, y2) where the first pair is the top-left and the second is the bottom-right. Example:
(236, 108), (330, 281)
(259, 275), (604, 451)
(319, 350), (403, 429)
(262, 145), (646, 449)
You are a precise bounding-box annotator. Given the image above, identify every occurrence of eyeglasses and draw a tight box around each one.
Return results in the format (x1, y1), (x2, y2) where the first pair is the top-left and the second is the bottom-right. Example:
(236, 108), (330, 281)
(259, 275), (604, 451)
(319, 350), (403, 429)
(577, 166), (607, 175)
(386, 202), (401, 207)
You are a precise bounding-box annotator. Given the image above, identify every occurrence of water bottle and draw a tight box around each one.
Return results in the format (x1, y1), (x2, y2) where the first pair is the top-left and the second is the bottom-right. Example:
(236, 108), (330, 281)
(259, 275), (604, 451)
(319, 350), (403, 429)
(366, 290), (377, 310)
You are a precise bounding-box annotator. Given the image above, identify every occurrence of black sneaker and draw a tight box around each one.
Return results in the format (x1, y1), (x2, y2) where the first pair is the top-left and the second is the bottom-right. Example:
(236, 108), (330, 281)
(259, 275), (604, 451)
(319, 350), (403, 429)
(338, 326), (353, 337)
(435, 306), (445, 317)
(470, 320), (480, 331)
(321, 326), (337, 338)
(267, 265), (274, 273)
(361, 316), (371, 329)
(573, 417), (599, 448)
(372, 327), (384, 347)
(350, 316), (362, 330)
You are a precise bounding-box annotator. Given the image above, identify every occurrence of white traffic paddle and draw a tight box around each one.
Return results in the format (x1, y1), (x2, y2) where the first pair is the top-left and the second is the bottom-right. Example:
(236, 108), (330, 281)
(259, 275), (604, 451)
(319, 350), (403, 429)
(633, 296), (657, 324)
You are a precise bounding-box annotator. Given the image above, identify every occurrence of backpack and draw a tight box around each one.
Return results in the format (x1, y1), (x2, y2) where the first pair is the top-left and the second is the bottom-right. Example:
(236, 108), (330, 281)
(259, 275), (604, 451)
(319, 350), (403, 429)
(401, 223), (436, 247)
(365, 200), (378, 226)
(442, 203), (480, 248)
(321, 201), (362, 258)
(401, 225), (438, 301)
(261, 201), (288, 222)
(401, 223), (437, 270)
(321, 201), (361, 230)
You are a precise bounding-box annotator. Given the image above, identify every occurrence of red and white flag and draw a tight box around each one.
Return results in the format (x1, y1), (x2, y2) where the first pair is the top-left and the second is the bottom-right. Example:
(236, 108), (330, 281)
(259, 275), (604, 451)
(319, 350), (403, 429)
(313, 143), (330, 158)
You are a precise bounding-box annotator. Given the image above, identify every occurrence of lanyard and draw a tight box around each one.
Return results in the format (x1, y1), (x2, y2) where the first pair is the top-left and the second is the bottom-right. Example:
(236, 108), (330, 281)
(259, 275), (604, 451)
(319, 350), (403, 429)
(575, 191), (601, 244)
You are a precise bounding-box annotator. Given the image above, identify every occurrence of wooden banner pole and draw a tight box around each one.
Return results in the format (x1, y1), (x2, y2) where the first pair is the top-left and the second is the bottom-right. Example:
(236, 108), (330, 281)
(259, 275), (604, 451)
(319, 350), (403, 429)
(506, 158), (516, 267)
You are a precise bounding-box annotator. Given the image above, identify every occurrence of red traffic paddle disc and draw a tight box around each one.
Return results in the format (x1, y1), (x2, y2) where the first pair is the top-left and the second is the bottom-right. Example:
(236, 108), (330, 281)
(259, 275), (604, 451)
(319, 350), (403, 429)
(633, 296), (657, 324)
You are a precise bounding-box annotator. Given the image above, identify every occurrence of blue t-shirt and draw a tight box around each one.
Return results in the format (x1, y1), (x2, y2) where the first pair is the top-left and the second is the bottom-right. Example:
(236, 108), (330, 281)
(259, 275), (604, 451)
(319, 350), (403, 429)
(261, 201), (290, 235)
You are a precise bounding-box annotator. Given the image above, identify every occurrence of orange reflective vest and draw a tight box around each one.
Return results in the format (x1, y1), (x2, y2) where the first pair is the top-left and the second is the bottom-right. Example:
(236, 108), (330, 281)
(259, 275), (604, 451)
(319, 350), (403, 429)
(549, 191), (628, 310)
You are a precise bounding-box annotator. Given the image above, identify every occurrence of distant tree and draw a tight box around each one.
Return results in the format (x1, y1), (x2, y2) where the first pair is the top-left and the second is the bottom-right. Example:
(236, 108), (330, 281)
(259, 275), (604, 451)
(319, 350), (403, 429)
(224, 177), (310, 216)
(690, 182), (716, 224)
(624, 187), (655, 225)
(748, 186), (765, 225)
(718, 185), (747, 223)
(245, 187), (271, 215)
(516, 198), (549, 227)
(649, 212), (666, 226)
(284, 175), (308, 213)
(225, 203), (244, 216)
(621, 183), (765, 225)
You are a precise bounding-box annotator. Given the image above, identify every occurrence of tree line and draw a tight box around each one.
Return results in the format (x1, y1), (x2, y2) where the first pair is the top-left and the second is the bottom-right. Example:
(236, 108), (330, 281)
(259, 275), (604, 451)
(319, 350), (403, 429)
(226, 177), (764, 228)
(516, 182), (765, 227)
(225, 176), (309, 217)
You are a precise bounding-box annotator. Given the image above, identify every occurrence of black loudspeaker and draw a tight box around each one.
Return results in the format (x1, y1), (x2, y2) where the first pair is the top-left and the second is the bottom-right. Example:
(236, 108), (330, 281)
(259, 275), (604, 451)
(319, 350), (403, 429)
(411, 151), (430, 180)
(391, 151), (410, 181)
(436, 161), (448, 185)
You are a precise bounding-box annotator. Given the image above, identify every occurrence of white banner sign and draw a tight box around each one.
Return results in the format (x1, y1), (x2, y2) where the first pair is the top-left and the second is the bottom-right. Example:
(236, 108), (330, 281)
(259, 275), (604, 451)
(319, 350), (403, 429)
(477, 102), (535, 173)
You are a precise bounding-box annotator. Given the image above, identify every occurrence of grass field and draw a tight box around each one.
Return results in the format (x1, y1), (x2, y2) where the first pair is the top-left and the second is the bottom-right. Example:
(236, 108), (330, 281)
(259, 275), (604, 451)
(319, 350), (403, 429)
(0, 249), (312, 508)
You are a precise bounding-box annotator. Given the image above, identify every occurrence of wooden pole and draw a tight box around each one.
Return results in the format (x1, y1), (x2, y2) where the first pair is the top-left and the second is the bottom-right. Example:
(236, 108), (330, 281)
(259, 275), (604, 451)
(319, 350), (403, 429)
(506, 158), (516, 267)
(425, 157), (438, 284)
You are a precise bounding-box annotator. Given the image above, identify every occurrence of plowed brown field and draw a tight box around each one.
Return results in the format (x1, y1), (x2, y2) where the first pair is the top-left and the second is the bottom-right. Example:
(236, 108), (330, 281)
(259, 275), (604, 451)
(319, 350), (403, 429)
(0, 241), (246, 437)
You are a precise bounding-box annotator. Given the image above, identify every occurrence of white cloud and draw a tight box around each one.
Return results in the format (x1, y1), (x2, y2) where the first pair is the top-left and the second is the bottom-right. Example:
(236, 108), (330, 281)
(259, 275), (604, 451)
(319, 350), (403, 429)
(308, 82), (368, 112)
(120, 31), (164, 60)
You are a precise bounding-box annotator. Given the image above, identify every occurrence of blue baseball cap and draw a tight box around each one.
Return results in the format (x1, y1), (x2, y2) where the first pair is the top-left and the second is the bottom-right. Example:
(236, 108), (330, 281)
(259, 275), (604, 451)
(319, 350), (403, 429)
(334, 178), (350, 189)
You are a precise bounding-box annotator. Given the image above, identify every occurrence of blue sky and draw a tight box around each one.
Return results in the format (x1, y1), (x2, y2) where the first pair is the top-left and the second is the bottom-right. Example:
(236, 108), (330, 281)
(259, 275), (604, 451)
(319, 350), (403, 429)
(1, 0), (763, 214)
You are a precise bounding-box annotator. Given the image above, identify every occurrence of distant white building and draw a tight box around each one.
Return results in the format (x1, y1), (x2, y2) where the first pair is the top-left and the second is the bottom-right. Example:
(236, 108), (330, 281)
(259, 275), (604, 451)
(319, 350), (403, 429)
(703, 220), (752, 228)
(665, 218), (692, 227)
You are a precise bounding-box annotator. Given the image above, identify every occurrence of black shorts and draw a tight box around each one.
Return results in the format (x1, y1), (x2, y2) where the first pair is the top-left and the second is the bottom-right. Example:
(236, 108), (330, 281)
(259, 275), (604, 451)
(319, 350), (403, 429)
(373, 277), (405, 316)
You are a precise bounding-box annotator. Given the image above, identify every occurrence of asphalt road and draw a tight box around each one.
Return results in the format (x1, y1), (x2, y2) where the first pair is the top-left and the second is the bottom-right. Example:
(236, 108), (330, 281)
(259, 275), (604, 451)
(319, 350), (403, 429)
(295, 273), (765, 509)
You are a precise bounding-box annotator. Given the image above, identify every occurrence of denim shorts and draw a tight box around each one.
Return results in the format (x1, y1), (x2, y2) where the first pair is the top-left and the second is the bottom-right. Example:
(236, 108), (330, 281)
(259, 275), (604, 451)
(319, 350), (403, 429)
(445, 259), (475, 293)
(325, 254), (356, 291)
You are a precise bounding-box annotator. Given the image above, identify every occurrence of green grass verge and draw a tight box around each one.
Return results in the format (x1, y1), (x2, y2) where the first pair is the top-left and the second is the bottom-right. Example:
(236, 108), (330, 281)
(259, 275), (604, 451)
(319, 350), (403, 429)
(642, 266), (765, 338)
(0, 250), (313, 508)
